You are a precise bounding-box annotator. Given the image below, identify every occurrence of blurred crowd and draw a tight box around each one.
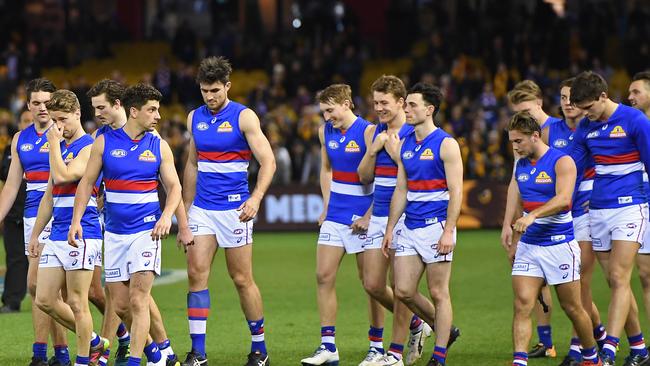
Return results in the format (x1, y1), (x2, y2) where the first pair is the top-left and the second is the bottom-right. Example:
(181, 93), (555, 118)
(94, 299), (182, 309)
(0, 0), (649, 185)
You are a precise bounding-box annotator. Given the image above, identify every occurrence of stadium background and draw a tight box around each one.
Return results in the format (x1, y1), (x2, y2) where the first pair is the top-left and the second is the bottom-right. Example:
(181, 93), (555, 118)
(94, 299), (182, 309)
(0, 0), (649, 364)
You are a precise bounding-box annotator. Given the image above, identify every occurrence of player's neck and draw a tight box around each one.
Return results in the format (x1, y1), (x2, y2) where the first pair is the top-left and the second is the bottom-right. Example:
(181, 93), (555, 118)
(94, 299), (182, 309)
(111, 110), (127, 129)
(64, 127), (86, 145)
(208, 98), (230, 115)
(123, 120), (147, 140)
(535, 110), (550, 127)
(413, 119), (436, 141)
(565, 117), (578, 129)
(339, 111), (358, 130)
(600, 99), (618, 121)
(531, 143), (550, 161)
(386, 112), (406, 132)
(34, 120), (53, 134)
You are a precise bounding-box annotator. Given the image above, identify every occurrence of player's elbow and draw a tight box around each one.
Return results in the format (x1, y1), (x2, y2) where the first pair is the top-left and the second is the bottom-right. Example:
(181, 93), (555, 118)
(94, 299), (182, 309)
(358, 172), (372, 185)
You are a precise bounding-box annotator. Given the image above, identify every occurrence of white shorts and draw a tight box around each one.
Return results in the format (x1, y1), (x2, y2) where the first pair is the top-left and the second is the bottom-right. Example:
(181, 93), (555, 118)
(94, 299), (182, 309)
(364, 215), (405, 250)
(590, 203), (648, 252)
(573, 214), (591, 242)
(188, 205), (253, 248)
(104, 230), (161, 282)
(640, 216), (650, 255)
(394, 222), (455, 264)
(512, 240), (581, 285)
(39, 239), (102, 271)
(23, 216), (52, 255)
(318, 220), (367, 254)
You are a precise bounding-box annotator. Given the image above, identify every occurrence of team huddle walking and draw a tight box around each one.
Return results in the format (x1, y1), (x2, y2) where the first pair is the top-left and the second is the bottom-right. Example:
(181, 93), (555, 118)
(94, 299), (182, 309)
(3, 54), (650, 366)
(502, 71), (650, 366)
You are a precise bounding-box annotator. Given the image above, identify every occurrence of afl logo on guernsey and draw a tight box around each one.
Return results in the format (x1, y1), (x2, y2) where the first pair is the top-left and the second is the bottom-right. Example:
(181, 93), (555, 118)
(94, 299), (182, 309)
(110, 149), (127, 158)
(328, 140), (339, 149)
(609, 126), (626, 138)
(535, 171), (553, 184)
(344, 140), (360, 152)
(64, 152), (74, 163)
(517, 173), (529, 182)
(402, 151), (414, 160)
(20, 143), (34, 152)
(138, 150), (157, 162)
(553, 139), (568, 148)
(419, 148), (434, 160)
(197, 122), (209, 131)
(39, 142), (50, 153)
(217, 121), (233, 132)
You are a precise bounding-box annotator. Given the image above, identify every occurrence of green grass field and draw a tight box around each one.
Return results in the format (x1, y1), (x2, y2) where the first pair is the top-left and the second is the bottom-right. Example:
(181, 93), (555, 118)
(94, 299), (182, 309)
(0, 230), (646, 365)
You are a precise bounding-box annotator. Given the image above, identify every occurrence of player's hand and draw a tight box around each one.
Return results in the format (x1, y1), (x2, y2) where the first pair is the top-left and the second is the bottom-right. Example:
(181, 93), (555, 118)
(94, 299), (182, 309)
(350, 215), (370, 234)
(176, 226), (194, 251)
(513, 214), (536, 233)
(46, 123), (64, 142)
(500, 224), (513, 251)
(437, 230), (455, 255)
(381, 230), (393, 258)
(152, 215), (172, 241)
(507, 242), (517, 265)
(28, 237), (41, 258)
(318, 210), (327, 226)
(237, 196), (261, 222)
(369, 132), (389, 154)
(384, 133), (401, 161)
(68, 222), (83, 247)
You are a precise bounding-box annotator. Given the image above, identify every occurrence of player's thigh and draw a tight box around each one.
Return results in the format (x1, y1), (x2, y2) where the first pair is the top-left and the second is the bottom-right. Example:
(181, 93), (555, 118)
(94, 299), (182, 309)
(316, 244), (345, 284)
(554, 280), (583, 313)
(393, 255), (425, 298)
(578, 240), (596, 274)
(362, 248), (390, 284)
(187, 234), (218, 274)
(425, 261), (452, 298)
(224, 244), (254, 281)
(609, 240), (641, 282)
(36, 267), (66, 300)
(512, 275), (545, 311)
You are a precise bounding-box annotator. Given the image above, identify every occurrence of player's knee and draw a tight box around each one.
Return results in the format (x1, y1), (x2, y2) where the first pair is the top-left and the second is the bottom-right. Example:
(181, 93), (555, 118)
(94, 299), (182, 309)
(513, 297), (535, 314)
(66, 295), (88, 314)
(129, 294), (150, 313)
(28, 280), (38, 298)
(559, 300), (584, 318)
(316, 270), (335, 287)
(607, 269), (630, 289)
(428, 285), (450, 304)
(35, 293), (53, 313)
(231, 271), (254, 290)
(187, 266), (209, 288)
(88, 285), (105, 307)
(112, 298), (130, 319)
(638, 268), (650, 290)
(363, 277), (386, 298)
(394, 286), (415, 304)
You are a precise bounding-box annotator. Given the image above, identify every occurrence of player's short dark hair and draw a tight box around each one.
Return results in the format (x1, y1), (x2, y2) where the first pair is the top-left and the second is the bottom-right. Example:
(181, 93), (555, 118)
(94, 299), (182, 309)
(371, 75), (406, 101)
(197, 56), (232, 85)
(570, 71), (608, 105)
(122, 83), (162, 113)
(632, 71), (650, 89)
(408, 82), (443, 118)
(46, 89), (80, 113)
(318, 84), (355, 109)
(559, 77), (575, 90)
(508, 111), (541, 136)
(26, 78), (56, 101)
(87, 79), (126, 106)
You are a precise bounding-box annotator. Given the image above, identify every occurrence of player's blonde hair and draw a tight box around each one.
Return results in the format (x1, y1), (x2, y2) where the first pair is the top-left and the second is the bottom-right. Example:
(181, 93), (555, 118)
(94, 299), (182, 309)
(371, 75), (406, 101)
(318, 84), (355, 109)
(507, 80), (543, 105)
(46, 89), (80, 113)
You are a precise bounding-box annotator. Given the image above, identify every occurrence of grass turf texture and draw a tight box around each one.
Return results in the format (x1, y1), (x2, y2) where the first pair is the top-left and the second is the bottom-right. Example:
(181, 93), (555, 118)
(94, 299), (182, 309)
(0, 230), (644, 365)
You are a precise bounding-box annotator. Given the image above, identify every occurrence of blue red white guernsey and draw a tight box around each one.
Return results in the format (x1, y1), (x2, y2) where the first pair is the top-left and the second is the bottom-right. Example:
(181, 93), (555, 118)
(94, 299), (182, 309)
(372, 123), (414, 217)
(515, 148), (574, 246)
(95, 124), (112, 138)
(102, 128), (162, 234)
(547, 119), (594, 218)
(572, 104), (650, 209)
(50, 135), (102, 241)
(17, 124), (51, 218)
(325, 117), (373, 225)
(540, 116), (562, 130)
(192, 101), (250, 211)
(401, 129), (451, 230)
